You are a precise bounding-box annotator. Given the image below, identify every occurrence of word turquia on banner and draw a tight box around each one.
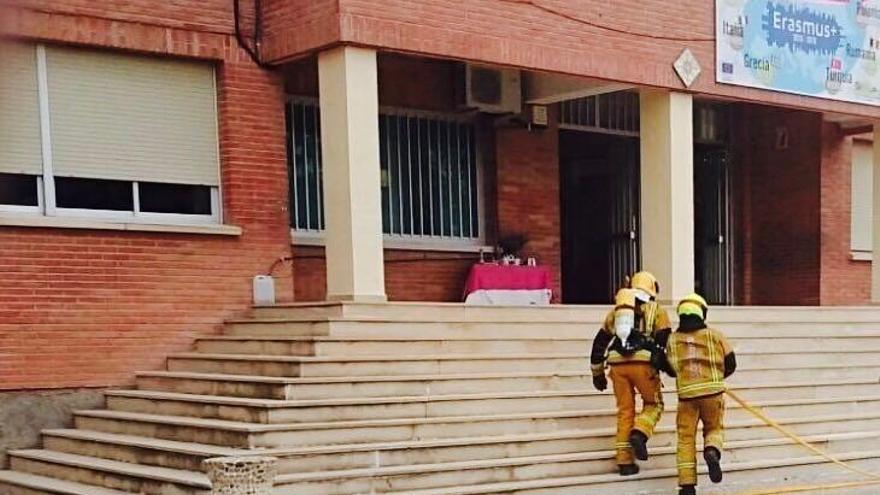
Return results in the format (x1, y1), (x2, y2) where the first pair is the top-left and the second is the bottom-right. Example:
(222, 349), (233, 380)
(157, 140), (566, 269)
(716, 0), (880, 106)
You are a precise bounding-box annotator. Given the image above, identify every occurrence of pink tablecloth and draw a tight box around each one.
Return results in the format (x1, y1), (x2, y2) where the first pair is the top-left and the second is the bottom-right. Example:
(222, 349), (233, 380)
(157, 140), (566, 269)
(463, 264), (553, 299)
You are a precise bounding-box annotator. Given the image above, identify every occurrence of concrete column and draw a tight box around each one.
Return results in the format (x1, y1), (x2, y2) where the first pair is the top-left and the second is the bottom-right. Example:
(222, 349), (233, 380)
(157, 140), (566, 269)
(318, 46), (386, 302)
(639, 90), (695, 303)
(872, 127), (880, 302)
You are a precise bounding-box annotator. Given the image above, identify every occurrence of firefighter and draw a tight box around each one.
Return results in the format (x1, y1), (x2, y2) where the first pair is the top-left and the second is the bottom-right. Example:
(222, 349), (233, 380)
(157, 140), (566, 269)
(666, 293), (737, 495)
(590, 271), (673, 476)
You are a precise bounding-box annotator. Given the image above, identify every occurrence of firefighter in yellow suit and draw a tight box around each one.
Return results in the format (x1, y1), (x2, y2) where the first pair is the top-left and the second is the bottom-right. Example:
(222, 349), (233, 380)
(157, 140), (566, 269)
(666, 293), (737, 495)
(590, 271), (672, 476)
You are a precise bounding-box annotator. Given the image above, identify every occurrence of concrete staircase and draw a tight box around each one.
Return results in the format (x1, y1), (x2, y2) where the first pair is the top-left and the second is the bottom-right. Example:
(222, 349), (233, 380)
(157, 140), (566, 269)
(2, 303), (880, 495)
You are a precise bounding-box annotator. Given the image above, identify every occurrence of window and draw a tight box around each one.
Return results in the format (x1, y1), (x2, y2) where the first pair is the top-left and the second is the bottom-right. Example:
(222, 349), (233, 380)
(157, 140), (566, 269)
(559, 91), (640, 136)
(0, 41), (221, 224)
(851, 139), (873, 254)
(287, 99), (482, 243)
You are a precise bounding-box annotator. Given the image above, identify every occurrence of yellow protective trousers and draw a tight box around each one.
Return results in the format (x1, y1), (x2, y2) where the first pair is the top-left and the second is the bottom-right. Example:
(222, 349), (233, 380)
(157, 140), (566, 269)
(677, 393), (725, 486)
(609, 362), (664, 465)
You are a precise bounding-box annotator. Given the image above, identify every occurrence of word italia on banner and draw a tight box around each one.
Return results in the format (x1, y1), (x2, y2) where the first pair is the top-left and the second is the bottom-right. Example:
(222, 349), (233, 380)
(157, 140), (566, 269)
(716, 0), (880, 106)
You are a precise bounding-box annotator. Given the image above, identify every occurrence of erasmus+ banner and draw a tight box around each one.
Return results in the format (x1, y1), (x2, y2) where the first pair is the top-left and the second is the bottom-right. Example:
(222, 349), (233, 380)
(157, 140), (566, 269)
(716, 0), (880, 106)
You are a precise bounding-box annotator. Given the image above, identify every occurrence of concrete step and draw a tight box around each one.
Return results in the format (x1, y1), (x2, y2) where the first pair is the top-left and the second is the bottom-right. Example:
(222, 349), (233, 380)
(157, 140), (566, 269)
(165, 353), (587, 378)
(381, 452), (880, 495)
(103, 386), (880, 425)
(736, 350), (880, 368)
(42, 429), (239, 472)
(224, 318), (880, 339)
(0, 470), (132, 495)
(270, 431), (880, 494)
(195, 335), (880, 357)
(8, 449), (209, 495)
(166, 350), (880, 382)
(72, 404), (880, 449)
(47, 395), (880, 474)
(249, 302), (880, 323)
(106, 389), (604, 423)
(194, 336), (590, 356)
(136, 370), (594, 400)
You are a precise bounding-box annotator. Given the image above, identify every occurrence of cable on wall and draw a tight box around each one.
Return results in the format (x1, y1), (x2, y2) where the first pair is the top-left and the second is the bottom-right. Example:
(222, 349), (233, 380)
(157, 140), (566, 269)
(497, 0), (715, 43)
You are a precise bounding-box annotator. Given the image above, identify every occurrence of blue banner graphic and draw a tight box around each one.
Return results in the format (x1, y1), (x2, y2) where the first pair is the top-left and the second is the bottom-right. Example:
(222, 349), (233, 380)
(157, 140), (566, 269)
(716, 0), (880, 106)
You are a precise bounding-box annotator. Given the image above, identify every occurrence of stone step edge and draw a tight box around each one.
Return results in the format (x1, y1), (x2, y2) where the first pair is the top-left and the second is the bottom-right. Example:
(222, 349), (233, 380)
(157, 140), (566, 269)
(135, 370), (878, 388)
(0, 470), (131, 495)
(388, 449), (880, 495)
(106, 388), (880, 413)
(167, 352), (588, 362)
(229, 314), (880, 324)
(25, 431), (880, 488)
(198, 336), (592, 342)
(72, 407), (880, 434)
(275, 430), (880, 484)
(166, 351), (880, 363)
(9, 449), (209, 488)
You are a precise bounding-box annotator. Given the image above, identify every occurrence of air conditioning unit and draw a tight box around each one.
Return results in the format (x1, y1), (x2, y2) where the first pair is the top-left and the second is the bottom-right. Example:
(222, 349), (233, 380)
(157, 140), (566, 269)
(464, 64), (522, 114)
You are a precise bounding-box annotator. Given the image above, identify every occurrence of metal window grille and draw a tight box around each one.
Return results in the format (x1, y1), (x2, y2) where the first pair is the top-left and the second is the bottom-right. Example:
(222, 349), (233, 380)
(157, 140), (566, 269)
(287, 100), (480, 241)
(559, 91), (640, 136)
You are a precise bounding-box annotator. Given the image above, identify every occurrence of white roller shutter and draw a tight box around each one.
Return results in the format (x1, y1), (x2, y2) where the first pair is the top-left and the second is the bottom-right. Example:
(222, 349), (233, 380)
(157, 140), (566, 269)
(46, 46), (219, 186)
(0, 42), (43, 175)
(851, 140), (873, 252)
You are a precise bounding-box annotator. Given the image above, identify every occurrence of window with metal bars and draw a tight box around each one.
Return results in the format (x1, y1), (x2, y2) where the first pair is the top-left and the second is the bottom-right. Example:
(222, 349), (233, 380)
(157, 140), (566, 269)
(287, 99), (481, 242)
(559, 91), (640, 136)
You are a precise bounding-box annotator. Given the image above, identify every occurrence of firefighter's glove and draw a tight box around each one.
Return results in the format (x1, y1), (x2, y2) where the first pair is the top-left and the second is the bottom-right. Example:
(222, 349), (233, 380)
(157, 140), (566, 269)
(592, 374), (608, 391)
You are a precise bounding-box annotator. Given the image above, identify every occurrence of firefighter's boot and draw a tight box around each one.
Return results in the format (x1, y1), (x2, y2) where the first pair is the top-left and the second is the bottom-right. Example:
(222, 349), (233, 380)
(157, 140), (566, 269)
(629, 430), (649, 461)
(618, 464), (639, 476)
(679, 485), (696, 495)
(705, 446), (723, 483)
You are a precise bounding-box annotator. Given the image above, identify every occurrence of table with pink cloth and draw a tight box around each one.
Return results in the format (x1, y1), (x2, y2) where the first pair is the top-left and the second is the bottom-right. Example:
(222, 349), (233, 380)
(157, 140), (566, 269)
(463, 264), (553, 305)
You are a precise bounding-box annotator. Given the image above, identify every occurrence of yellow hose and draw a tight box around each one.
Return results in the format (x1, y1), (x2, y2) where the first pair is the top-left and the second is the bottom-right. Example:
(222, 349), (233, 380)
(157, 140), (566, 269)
(723, 388), (880, 494)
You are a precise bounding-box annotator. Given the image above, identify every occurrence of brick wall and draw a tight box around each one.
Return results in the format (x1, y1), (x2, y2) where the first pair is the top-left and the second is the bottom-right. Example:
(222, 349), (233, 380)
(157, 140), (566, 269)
(327, 0), (880, 119)
(819, 124), (871, 305)
(293, 246), (476, 302)
(495, 116), (562, 301)
(1, 4), (293, 390)
(736, 105), (822, 305)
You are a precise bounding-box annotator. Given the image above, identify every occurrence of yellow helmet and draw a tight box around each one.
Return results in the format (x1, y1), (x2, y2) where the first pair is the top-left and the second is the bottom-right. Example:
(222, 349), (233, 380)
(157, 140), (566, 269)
(678, 293), (709, 319)
(614, 288), (637, 309)
(630, 271), (659, 301)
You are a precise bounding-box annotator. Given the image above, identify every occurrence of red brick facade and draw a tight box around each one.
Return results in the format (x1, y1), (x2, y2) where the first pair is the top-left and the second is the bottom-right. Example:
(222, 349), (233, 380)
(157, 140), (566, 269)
(1, 2), (294, 391)
(0, 0), (876, 394)
(819, 126), (872, 305)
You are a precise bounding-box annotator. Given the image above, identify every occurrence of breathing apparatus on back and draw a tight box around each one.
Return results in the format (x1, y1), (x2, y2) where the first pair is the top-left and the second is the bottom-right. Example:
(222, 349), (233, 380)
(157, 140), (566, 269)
(611, 288), (645, 356)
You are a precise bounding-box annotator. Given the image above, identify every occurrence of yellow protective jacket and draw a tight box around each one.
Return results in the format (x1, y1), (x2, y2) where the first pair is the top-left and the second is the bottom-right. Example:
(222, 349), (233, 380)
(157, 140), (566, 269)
(666, 326), (734, 400)
(596, 302), (672, 366)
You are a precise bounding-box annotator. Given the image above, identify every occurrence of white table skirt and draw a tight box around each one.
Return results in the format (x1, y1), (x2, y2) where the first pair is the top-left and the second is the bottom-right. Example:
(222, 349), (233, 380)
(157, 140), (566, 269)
(464, 289), (552, 306)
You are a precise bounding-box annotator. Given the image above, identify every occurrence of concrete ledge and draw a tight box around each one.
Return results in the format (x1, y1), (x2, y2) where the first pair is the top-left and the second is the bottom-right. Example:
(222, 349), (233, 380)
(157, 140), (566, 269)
(0, 215), (242, 236)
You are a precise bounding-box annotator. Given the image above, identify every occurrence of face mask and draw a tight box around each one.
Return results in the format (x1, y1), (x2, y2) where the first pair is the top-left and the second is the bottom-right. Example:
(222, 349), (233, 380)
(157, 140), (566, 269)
(614, 308), (635, 343)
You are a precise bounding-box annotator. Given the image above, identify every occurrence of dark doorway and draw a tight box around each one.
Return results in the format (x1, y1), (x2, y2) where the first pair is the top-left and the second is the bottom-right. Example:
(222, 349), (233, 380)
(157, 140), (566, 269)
(560, 131), (640, 304)
(694, 144), (733, 304)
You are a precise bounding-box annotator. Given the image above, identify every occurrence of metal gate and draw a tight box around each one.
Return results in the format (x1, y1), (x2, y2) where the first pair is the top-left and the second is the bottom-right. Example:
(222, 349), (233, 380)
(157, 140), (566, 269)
(695, 146), (733, 305)
(608, 143), (641, 295)
(560, 92), (641, 298)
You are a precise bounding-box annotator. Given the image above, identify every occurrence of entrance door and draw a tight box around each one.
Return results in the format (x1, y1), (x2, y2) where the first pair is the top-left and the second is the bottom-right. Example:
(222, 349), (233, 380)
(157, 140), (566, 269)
(560, 131), (640, 304)
(694, 144), (732, 304)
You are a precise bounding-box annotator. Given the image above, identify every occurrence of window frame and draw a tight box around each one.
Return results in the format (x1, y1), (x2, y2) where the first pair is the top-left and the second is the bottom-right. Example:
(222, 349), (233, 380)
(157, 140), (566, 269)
(851, 138), (873, 259)
(0, 43), (223, 227)
(287, 96), (487, 251)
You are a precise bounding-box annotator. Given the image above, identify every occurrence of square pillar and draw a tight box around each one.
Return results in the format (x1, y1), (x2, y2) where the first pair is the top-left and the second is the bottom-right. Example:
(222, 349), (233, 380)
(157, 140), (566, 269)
(872, 127), (880, 302)
(639, 90), (695, 303)
(318, 46), (386, 302)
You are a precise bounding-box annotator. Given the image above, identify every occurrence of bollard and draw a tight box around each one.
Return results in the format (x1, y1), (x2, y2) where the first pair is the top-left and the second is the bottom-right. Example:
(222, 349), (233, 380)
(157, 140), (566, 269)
(203, 456), (278, 495)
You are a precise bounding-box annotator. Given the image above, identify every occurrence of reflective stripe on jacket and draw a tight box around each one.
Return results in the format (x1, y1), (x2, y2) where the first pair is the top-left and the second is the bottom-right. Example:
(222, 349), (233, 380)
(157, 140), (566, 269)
(666, 327), (733, 399)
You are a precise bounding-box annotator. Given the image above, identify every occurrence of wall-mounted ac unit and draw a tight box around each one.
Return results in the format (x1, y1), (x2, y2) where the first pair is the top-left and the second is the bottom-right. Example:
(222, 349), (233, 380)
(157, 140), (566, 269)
(464, 64), (522, 114)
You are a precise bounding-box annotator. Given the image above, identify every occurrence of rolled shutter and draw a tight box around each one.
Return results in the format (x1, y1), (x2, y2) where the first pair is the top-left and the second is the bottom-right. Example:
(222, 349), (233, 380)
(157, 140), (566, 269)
(46, 46), (219, 186)
(0, 42), (43, 175)
(851, 140), (873, 252)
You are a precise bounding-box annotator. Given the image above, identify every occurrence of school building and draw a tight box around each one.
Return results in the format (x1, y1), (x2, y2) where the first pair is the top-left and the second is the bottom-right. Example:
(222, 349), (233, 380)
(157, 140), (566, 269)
(1, 1), (880, 493)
